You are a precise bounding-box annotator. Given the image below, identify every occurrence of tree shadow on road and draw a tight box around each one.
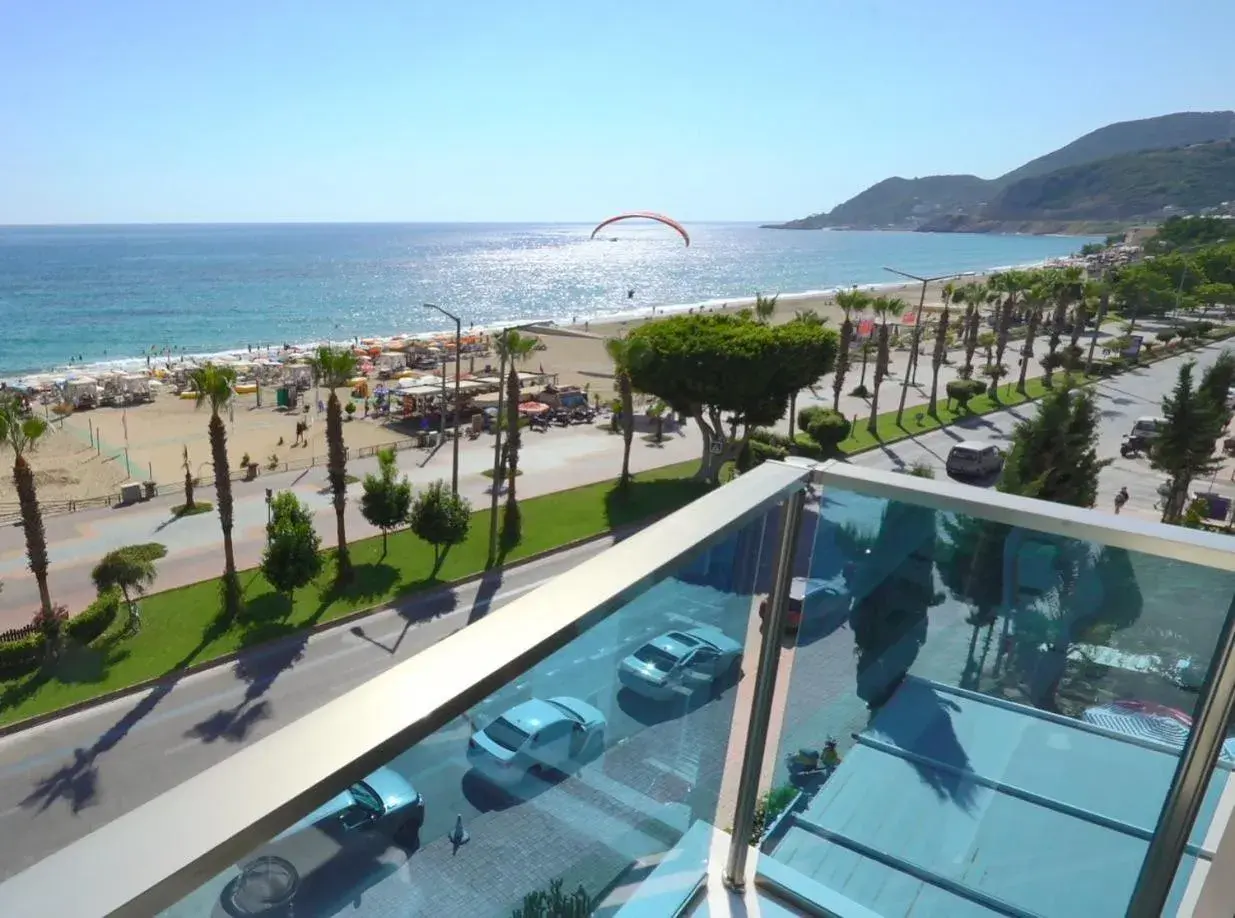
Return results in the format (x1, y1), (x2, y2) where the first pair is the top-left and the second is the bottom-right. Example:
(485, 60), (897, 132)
(22, 607), (237, 815)
(469, 568), (503, 625)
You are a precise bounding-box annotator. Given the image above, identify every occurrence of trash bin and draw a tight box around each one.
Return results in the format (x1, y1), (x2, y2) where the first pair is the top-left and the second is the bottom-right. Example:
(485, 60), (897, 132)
(143, 481), (158, 500)
(276, 387), (289, 408)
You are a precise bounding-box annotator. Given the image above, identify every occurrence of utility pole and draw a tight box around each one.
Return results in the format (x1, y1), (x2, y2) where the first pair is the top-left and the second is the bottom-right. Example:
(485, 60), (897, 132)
(424, 303), (463, 493)
(884, 267), (974, 425)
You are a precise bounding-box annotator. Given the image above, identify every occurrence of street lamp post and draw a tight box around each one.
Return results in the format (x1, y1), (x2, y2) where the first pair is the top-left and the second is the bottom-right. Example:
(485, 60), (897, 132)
(883, 267), (974, 425)
(424, 303), (462, 494)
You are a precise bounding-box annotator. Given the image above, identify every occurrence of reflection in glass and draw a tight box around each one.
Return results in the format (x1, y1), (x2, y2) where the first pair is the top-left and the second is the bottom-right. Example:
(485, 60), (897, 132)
(763, 488), (1235, 918)
(161, 513), (771, 917)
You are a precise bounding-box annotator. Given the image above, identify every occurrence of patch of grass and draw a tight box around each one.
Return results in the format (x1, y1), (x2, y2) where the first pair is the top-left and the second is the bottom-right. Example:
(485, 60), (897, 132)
(171, 502), (213, 517)
(839, 376), (1060, 454)
(0, 462), (703, 726)
(480, 467), (523, 479)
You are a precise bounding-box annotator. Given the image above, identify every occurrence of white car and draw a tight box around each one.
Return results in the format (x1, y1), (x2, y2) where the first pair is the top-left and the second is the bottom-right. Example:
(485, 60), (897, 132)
(467, 696), (606, 785)
(618, 627), (743, 701)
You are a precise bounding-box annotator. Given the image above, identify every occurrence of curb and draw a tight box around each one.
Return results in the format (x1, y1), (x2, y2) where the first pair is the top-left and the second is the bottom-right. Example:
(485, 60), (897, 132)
(0, 516), (666, 739)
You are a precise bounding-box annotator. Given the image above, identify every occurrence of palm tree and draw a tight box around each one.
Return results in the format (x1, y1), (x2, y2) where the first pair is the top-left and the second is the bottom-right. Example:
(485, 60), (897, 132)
(928, 297), (951, 416)
(496, 331), (537, 503)
(956, 282), (987, 379)
(309, 346), (360, 583)
(1044, 266), (1083, 386)
(907, 281), (954, 423)
(989, 271), (1025, 398)
(1016, 277), (1047, 395)
(753, 292), (779, 324)
(0, 396), (52, 616)
(1085, 278), (1111, 376)
(832, 289), (868, 408)
(867, 296), (900, 432)
(189, 363), (240, 614)
(605, 336), (637, 487)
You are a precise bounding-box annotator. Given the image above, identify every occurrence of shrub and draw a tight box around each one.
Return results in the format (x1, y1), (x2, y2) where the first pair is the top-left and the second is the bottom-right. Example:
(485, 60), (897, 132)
(737, 437), (789, 471)
(240, 452), (251, 468)
(849, 384), (869, 398)
(345, 401), (357, 418)
(801, 407), (851, 453)
(1156, 329), (1177, 344)
(0, 631), (47, 678)
(908, 460), (936, 479)
(67, 588), (122, 645)
(946, 378), (986, 412)
(749, 428), (794, 452)
(750, 784), (799, 844)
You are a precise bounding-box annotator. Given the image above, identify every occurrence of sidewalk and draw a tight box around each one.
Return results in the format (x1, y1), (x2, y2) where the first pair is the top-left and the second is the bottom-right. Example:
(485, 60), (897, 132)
(0, 423), (702, 627)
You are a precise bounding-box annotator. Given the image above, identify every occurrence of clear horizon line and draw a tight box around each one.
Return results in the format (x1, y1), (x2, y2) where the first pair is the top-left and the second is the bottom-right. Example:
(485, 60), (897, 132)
(0, 218), (778, 229)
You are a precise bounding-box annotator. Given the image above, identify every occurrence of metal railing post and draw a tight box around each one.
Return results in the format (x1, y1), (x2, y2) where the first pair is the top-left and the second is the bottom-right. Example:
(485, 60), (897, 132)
(1128, 591), (1235, 917)
(725, 488), (806, 888)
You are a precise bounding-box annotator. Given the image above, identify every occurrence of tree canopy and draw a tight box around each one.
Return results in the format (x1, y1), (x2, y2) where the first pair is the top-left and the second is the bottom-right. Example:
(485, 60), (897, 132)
(261, 491), (322, 599)
(360, 447), (412, 553)
(625, 313), (838, 481)
(1152, 361), (1226, 522)
(998, 385), (1107, 507)
(410, 479), (472, 570)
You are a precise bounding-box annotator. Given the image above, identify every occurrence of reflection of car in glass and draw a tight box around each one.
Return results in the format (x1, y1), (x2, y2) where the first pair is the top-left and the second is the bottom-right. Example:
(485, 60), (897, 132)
(224, 767), (423, 916)
(945, 441), (1004, 479)
(467, 697), (606, 785)
(759, 577), (849, 633)
(618, 627), (742, 700)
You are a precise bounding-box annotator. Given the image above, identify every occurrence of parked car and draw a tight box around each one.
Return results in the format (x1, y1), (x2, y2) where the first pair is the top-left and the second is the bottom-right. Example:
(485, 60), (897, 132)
(223, 767), (423, 916)
(759, 577), (849, 634)
(467, 696), (606, 785)
(618, 627), (743, 700)
(945, 441), (1004, 479)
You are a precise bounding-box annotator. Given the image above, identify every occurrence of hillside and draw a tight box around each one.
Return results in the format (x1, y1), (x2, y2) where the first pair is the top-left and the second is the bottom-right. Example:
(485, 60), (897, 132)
(765, 111), (1235, 231)
(919, 141), (1235, 232)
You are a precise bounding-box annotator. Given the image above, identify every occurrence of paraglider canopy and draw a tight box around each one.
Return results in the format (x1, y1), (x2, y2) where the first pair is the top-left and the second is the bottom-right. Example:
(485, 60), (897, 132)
(590, 212), (690, 246)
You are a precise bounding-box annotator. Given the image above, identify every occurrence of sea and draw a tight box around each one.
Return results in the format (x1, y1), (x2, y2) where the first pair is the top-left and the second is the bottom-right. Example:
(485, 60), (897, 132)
(0, 222), (1099, 380)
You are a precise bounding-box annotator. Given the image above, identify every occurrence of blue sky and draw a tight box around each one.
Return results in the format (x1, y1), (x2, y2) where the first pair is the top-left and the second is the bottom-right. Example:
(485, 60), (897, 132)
(2, 0), (1232, 224)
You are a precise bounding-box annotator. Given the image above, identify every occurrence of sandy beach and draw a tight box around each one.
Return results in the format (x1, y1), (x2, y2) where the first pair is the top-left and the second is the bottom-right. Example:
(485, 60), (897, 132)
(0, 276), (984, 505)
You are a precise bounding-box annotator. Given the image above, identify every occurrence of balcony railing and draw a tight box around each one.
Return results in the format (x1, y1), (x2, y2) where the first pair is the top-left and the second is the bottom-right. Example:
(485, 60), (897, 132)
(0, 459), (1234, 918)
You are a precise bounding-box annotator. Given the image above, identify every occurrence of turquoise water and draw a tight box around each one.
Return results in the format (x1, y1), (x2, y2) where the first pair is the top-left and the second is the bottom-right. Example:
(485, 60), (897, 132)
(0, 223), (1096, 378)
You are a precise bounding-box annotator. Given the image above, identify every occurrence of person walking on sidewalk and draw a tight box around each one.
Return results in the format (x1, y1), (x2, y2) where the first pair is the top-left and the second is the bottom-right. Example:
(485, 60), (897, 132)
(1114, 486), (1129, 515)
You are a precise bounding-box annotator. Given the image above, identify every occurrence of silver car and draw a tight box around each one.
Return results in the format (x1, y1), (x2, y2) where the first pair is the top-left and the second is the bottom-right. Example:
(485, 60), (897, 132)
(467, 696), (606, 785)
(618, 627), (743, 701)
(945, 441), (1004, 479)
(223, 767), (423, 915)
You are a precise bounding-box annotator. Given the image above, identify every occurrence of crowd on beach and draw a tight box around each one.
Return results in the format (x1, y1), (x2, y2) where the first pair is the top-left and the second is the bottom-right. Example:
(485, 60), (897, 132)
(0, 267), (1054, 507)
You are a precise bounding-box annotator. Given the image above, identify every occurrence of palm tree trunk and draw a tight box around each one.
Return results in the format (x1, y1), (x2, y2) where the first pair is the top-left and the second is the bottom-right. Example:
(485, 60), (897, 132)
(208, 413), (238, 602)
(788, 390), (798, 440)
(14, 455), (51, 615)
(1017, 312), (1039, 395)
(618, 374), (633, 486)
(505, 367), (520, 506)
(1086, 291), (1109, 376)
(832, 321), (852, 409)
(867, 327), (888, 432)
(326, 393), (351, 582)
(962, 307), (978, 378)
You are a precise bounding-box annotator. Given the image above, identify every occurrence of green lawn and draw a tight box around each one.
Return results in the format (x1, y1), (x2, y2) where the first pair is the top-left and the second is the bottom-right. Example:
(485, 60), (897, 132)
(838, 377), (1054, 454)
(0, 462), (707, 726)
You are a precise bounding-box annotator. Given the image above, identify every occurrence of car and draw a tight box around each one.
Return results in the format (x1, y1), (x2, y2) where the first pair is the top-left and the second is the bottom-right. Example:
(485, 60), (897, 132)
(945, 441), (1004, 479)
(467, 696), (606, 785)
(1130, 416), (1167, 441)
(223, 767), (423, 916)
(618, 627), (743, 700)
(758, 577), (849, 633)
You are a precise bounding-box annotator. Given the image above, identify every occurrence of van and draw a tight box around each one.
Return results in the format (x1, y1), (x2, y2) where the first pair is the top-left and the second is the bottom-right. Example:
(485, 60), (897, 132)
(945, 441), (1004, 479)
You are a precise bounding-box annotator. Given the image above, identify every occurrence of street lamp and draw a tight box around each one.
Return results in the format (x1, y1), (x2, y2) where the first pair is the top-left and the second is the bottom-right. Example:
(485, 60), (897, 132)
(486, 321), (541, 567)
(424, 303), (462, 494)
(883, 267), (975, 425)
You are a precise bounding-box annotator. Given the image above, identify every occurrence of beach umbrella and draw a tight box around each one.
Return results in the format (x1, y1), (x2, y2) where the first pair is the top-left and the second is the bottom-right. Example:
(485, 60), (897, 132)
(517, 401), (550, 415)
(1082, 700), (1235, 761)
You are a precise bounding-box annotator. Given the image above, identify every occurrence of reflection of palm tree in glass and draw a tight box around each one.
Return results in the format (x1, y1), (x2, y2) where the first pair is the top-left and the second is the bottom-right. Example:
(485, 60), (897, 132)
(847, 502), (942, 711)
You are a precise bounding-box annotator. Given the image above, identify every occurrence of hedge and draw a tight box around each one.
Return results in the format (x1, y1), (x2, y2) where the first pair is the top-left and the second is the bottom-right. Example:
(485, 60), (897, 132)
(66, 588), (122, 645)
(0, 632), (46, 679)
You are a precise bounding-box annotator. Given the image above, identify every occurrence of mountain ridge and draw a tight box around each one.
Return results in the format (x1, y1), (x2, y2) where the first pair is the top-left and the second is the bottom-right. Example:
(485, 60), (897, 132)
(766, 111), (1235, 233)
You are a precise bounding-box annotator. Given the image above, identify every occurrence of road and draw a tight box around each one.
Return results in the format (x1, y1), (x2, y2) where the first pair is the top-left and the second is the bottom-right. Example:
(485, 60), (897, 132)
(846, 341), (1235, 518)
(0, 537), (644, 882)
